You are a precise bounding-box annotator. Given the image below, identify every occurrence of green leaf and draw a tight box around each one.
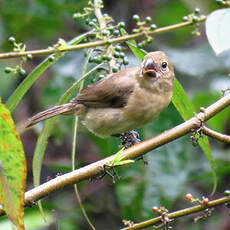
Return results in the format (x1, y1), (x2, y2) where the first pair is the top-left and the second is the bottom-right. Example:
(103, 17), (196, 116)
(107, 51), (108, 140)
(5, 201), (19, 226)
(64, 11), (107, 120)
(0, 101), (26, 229)
(126, 42), (217, 193)
(6, 32), (91, 112)
(112, 160), (135, 167)
(206, 9), (230, 55)
(113, 147), (125, 163)
(172, 79), (217, 194)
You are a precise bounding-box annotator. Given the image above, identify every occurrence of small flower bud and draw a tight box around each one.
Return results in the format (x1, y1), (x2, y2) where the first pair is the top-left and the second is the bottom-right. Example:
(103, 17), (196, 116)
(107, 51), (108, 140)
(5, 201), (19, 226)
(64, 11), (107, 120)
(224, 190), (230, 196)
(150, 24), (157, 30)
(8, 36), (16, 44)
(152, 206), (159, 213)
(185, 193), (193, 201)
(194, 8), (200, 14)
(119, 21), (125, 28)
(203, 198), (209, 205)
(145, 16), (152, 23)
(182, 16), (189, 21)
(4, 67), (13, 74)
(132, 14), (140, 22)
(26, 54), (33, 61)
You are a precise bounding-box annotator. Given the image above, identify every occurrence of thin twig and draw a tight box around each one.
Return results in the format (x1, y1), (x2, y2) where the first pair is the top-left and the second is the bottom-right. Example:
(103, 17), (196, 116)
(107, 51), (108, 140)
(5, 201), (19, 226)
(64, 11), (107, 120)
(72, 49), (96, 230)
(121, 195), (230, 230)
(0, 18), (206, 59)
(203, 126), (230, 143)
(0, 93), (229, 217)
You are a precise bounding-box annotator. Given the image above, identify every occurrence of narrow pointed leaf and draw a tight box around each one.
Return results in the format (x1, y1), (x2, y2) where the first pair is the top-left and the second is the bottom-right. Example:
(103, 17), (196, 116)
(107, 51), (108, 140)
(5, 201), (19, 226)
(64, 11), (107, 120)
(127, 42), (217, 193)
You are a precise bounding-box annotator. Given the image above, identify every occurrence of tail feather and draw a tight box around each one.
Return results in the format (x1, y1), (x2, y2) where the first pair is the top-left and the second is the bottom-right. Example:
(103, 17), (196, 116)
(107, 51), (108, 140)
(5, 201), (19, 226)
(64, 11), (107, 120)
(26, 103), (77, 128)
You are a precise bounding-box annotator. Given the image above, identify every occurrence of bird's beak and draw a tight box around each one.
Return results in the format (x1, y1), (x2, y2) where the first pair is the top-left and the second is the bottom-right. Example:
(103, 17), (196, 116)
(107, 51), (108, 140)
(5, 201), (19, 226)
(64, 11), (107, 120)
(142, 58), (158, 78)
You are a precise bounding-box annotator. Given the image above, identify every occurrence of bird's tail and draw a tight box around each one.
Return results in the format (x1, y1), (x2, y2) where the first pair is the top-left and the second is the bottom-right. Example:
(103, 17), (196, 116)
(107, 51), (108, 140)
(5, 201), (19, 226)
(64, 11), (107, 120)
(26, 103), (78, 128)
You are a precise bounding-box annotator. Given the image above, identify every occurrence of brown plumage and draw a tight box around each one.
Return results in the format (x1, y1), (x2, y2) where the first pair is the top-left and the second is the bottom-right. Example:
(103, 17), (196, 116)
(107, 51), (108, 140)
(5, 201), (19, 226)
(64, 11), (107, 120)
(26, 51), (175, 138)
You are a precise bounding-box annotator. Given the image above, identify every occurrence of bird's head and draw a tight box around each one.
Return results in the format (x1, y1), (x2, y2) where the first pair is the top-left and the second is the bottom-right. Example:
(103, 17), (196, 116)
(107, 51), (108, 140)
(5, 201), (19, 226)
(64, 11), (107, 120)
(139, 51), (175, 92)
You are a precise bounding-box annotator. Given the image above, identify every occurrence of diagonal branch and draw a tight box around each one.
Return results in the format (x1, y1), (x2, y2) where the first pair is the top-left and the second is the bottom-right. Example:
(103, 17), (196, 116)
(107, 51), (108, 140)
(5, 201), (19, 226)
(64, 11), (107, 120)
(0, 94), (229, 217)
(0, 18), (205, 59)
(121, 195), (230, 229)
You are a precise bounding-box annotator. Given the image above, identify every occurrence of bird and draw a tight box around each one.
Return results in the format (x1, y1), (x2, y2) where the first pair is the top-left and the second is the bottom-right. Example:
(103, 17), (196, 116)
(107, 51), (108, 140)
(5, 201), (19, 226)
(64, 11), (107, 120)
(26, 51), (175, 146)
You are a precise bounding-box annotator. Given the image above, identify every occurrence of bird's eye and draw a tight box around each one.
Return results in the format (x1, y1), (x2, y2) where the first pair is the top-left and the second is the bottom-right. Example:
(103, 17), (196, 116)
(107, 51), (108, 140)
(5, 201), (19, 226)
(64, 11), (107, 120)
(161, 62), (168, 69)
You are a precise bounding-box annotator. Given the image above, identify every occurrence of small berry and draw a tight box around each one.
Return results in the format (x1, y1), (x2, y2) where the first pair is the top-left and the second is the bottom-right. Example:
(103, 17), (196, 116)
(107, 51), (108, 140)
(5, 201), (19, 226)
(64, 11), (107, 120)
(4, 67), (13, 74)
(93, 57), (102, 64)
(119, 52), (125, 59)
(19, 68), (27, 77)
(119, 21), (125, 28)
(89, 21), (94, 27)
(85, 18), (90, 25)
(113, 51), (120, 58)
(102, 29), (109, 36)
(108, 25), (114, 32)
(150, 24), (157, 30)
(145, 16), (152, 23)
(224, 190), (230, 196)
(102, 55), (108, 61)
(182, 16), (189, 21)
(26, 54), (33, 61)
(132, 14), (140, 22)
(194, 8), (200, 14)
(112, 66), (119, 73)
(123, 58), (129, 65)
(8, 36), (16, 44)
(152, 206), (159, 213)
(115, 45), (122, 52)
(200, 107), (205, 112)
(113, 29), (120, 36)
(192, 15), (199, 23)
(132, 28), (139, 34)
(185, 193), (193, 201)
(73, 13), (78, 19)
(48, 56), (55, 62)
(92, 18), (97, 23)
(106, 39), (112, 44)
(203, 198), (209, 205)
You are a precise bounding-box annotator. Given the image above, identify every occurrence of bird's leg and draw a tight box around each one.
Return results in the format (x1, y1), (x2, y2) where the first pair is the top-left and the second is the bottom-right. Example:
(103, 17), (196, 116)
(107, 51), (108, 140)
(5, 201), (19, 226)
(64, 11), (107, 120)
(90, 165), (120, 184)
(113, 130), (141, 148)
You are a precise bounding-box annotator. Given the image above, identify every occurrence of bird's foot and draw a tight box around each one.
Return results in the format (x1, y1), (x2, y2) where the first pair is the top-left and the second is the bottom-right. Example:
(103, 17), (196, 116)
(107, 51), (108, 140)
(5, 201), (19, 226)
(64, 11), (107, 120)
(117, 130), (141, 148)
(90, 165), (120, 184)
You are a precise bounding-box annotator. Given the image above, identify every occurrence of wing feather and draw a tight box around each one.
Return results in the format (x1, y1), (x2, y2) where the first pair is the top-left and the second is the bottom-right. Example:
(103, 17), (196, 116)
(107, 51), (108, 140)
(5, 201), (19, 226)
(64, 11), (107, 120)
(72, 67), (138, 108)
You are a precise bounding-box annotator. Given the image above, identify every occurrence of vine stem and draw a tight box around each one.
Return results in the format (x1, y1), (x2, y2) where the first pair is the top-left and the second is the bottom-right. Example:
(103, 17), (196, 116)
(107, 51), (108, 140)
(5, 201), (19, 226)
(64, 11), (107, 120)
(0, 18), (205, 59)
(0, 93), (229, 217)
(72, 49), (96, 230)
(121, 195), (230, 229)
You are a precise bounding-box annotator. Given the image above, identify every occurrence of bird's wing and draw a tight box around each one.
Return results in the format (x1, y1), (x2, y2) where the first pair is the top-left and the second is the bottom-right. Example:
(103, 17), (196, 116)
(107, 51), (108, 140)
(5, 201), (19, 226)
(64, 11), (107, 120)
(73, 68), (138, 108)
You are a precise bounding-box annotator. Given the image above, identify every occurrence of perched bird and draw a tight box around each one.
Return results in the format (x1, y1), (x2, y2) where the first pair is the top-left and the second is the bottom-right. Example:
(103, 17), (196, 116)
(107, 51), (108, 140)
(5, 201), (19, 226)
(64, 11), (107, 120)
(26, 51), (174, 145)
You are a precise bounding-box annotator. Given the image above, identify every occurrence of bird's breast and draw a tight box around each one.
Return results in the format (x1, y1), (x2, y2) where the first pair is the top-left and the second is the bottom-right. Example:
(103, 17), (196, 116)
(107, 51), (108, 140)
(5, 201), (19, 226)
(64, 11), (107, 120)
(123, 86), (172, 124)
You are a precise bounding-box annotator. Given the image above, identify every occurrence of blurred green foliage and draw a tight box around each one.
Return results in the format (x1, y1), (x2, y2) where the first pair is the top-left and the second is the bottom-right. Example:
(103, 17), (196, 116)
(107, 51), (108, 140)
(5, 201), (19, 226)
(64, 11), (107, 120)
(0, 0), (230, 229)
